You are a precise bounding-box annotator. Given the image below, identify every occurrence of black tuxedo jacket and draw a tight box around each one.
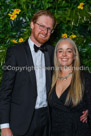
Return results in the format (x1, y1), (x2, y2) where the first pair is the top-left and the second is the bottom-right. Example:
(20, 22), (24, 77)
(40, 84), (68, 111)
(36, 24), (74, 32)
(0, 40), (54, 135)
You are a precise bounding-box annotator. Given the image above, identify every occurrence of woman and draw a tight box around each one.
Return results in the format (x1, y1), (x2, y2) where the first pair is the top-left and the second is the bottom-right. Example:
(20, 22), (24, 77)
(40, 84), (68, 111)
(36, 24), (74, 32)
(49, 38), (91, 136)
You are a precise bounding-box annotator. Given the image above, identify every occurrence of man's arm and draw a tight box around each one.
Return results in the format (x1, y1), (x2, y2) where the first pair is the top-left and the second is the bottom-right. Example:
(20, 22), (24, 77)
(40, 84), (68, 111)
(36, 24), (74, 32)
(0, 47), (17, 134)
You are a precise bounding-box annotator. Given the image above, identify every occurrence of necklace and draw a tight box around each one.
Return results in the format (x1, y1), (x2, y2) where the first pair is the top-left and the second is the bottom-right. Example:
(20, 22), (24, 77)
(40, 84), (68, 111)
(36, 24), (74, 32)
(58, 72), (72, 80)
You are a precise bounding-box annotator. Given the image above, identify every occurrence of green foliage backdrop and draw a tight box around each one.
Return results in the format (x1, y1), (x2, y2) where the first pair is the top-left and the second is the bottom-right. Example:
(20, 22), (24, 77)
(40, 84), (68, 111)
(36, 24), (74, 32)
(0, 0), (91, 82)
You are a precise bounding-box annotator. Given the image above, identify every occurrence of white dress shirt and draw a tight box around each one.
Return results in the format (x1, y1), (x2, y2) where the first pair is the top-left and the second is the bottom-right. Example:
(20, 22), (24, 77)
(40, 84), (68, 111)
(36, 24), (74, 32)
(28, 38), (47, 108)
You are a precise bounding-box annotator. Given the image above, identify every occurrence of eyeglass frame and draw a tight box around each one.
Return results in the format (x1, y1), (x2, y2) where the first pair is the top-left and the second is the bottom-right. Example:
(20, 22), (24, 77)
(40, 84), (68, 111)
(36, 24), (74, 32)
(34, 22), (54, 34)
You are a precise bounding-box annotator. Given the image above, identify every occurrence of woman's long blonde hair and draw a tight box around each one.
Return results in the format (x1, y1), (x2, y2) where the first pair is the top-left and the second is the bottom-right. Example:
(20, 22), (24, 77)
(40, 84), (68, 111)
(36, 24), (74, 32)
(50, 38), (84, 106)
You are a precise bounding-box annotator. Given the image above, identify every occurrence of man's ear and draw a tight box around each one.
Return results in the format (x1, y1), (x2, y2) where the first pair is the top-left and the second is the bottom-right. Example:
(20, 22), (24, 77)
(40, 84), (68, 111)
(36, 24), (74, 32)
(30, 21), (34, 29)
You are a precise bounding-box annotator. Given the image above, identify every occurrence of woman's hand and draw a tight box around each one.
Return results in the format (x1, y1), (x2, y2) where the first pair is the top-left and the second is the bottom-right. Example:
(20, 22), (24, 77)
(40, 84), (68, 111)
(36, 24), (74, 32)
(80, 110), (88, 123)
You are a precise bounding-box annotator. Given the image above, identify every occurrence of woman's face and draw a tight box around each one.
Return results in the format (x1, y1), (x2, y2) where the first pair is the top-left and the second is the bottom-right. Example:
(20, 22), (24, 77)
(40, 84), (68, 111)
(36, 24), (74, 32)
(56, 40), (75, 67)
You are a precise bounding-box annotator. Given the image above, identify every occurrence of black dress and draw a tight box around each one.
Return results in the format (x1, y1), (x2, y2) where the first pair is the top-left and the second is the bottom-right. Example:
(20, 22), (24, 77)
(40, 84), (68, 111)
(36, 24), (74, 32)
(49, 73), (91, 136)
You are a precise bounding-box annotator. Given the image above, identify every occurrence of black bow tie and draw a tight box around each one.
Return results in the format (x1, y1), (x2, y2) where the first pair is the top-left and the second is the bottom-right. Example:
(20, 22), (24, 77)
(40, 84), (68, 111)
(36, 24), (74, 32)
(34, 44), (47, 53)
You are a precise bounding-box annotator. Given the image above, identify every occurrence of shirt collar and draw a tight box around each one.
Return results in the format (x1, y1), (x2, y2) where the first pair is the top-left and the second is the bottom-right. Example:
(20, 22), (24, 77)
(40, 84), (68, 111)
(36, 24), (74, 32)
(28, 37), (35, 52)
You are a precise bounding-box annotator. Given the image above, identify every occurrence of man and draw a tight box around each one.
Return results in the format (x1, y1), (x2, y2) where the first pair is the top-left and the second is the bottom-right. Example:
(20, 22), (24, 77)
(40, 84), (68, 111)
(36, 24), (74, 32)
(0, 10), (88, 136)
(0, 10), (56, 136)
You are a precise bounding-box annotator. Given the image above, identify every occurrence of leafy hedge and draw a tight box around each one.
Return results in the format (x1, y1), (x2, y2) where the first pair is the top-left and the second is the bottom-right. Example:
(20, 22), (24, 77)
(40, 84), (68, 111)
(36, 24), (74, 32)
(0, 0), (91, 82)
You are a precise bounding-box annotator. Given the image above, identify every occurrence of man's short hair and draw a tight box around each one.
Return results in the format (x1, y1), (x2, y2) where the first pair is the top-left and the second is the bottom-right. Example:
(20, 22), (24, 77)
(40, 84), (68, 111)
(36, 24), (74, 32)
(31, 10), (56, 29)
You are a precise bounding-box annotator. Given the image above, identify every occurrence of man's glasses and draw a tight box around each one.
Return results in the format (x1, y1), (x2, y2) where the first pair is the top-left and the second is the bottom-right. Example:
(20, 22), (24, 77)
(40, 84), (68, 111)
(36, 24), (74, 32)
(35, 22), (54, 34)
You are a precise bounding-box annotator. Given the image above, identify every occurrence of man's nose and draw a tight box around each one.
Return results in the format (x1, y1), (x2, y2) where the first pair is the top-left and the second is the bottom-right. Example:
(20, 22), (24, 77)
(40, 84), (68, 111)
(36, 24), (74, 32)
(43, 27), (48, 34)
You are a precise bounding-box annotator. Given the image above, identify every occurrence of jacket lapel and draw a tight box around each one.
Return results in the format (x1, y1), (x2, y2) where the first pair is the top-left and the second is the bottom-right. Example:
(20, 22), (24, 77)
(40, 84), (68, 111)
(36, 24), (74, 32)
(23, 40), (37, 96)
(44, 51), (52, 93)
